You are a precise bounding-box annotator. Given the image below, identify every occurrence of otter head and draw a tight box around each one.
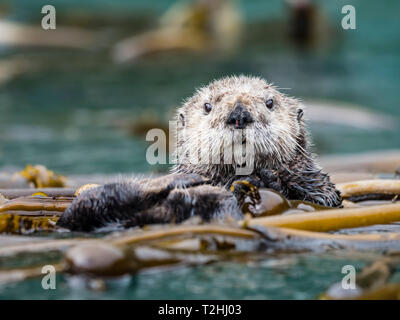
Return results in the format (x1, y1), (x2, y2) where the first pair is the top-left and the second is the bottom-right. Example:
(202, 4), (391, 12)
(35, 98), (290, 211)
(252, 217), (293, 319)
(175, 75), (307, 176)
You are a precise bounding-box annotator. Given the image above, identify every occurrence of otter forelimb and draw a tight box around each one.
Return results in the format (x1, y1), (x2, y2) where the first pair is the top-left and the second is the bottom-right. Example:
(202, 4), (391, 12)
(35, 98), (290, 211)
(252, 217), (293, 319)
(278, 165), (341, 208)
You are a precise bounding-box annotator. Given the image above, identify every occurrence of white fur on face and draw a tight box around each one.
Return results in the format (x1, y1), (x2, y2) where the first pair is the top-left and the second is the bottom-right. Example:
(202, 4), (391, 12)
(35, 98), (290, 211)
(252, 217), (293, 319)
(176, 75), (305, 171)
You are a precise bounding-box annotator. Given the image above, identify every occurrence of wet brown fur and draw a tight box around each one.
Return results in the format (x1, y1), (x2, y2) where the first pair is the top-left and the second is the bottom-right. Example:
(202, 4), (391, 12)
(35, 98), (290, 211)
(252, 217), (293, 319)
(58, 75), (341, 232)
(173, 75), (342, 207)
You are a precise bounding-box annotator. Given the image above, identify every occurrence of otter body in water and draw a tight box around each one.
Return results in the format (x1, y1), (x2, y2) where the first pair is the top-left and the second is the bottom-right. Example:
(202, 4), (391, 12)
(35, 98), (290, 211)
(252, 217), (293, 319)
(58, 75), (341, 231)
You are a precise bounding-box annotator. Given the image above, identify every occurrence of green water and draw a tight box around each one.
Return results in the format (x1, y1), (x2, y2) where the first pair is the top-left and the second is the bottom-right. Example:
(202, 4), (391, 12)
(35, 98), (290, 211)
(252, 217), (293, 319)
(0, 253), (371, 300)
(0, 0), (400, 299)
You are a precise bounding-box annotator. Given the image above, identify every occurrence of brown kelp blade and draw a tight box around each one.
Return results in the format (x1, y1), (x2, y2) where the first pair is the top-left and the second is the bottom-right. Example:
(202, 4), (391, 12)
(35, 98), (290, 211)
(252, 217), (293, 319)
(0, 214), (59, 234)
(0, 195), (71, 234)
(0, 196), (72, 213)
(337, 179), (400, 201)
(246, 203), (400, 232)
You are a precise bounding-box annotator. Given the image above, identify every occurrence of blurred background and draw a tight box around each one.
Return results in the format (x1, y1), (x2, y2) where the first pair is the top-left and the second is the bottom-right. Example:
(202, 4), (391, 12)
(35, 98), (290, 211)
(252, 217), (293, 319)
(0, 0), (399, 176)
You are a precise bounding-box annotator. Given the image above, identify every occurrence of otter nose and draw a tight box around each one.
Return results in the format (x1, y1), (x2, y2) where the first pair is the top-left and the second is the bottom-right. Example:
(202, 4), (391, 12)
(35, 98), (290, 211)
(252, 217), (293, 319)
(226, 101), (253, 129)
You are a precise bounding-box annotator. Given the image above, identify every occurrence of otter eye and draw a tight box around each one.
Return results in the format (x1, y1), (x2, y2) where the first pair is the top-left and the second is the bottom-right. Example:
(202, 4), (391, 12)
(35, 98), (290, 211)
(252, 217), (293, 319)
(266, 99), (274, 109)
(204, 103), (212, 113)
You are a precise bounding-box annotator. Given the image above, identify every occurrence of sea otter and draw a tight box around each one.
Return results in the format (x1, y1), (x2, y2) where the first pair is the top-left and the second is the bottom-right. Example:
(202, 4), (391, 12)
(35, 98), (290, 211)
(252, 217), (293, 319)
(57, 75), (341, 231)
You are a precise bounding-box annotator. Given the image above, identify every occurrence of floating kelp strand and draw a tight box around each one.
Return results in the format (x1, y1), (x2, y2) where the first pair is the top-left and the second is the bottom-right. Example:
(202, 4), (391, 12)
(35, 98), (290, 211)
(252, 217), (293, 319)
(151, 238), (204, 251)
(111, 223), (400, 253)
(6, 223), (400, 283)
(0, 196), (73, 213)
(0, 225), (262, 258)
(0, 189), (76, 199)
(248, 226), (400, 252)
(31, 192), (49, 197)
(0, 214), (59, 234)
(110, 225), (257, 246)
(64, 226), (400, 279)
(1, 210), (63, 217)
(335, 223), (400, 235)
(347, 193), (399, 202)
(246, 203), (400, 232)
(337, 179), (400, 199)
(18, 164), (67, 188)
(5, 220), (400, 258)
(152, 234), (267, 254)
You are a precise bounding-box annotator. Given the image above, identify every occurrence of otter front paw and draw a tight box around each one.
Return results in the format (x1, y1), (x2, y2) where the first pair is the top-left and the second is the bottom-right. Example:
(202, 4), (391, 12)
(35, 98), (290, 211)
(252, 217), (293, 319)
(314, 188), (342, 208)
(230, 180), (259, 206)
(259, 169), (282, 192)
(228, 175), (264, 189)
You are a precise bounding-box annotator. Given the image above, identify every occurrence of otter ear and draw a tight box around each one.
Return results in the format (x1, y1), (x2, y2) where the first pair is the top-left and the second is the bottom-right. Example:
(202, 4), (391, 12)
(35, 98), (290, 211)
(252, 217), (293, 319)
(179, 113), (185, 127)
(297, 109), (303, 121)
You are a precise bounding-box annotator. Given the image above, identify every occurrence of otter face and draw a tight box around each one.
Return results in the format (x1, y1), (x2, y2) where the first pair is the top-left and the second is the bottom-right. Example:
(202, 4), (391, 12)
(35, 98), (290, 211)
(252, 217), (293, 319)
(176, 75), (306, 169)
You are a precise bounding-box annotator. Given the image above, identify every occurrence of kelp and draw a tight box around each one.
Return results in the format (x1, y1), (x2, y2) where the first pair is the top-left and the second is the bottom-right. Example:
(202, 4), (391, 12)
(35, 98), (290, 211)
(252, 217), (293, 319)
(18, 164), (67, 188)
(2, 176), (400, 283)
(246, 203), (400, 232)
(337, 179), (400, 202)
(0, 214), (58, 234)
(5, 220), (400, 260)
(0, 241), (218, 282)
(0, 189), (75, 199)
(111, 224), (257, 246)
(0, 224), (258, 258)
(0, 191), (72, 235)
(0, 196), (72, 214)
(4, 223), (400, 283)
